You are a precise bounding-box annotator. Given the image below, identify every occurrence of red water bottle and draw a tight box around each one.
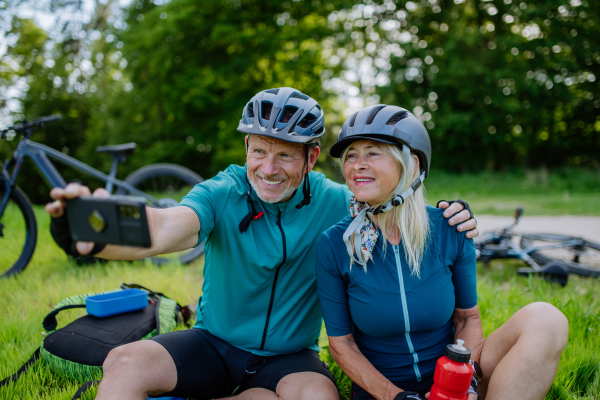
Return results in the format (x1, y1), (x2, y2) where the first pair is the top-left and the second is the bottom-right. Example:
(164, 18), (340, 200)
(429, 339), (473, 400)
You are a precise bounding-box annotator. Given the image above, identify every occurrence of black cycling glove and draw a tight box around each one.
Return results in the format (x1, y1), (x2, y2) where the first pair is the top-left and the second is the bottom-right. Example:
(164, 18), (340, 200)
(436, 199), (475, 221)
(50, 213), (105, 258)
(394, 391), (427, 400)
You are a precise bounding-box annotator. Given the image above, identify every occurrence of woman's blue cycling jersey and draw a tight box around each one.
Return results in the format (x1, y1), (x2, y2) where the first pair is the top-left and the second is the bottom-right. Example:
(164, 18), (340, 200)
(316, 206), (477, 383)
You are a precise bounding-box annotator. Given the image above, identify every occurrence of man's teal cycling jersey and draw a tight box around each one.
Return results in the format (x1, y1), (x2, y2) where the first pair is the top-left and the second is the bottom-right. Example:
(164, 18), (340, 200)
(179, 164), (351, 356)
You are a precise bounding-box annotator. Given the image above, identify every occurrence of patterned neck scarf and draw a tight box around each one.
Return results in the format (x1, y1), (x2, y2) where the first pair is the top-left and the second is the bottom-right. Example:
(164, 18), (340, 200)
(346, 196), (379, 265)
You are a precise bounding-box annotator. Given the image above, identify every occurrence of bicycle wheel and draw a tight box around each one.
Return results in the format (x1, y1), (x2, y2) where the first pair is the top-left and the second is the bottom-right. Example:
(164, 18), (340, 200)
(0, 179), (38, 278)
(116, 163), (205, 265)
(520, 234), (600, 278)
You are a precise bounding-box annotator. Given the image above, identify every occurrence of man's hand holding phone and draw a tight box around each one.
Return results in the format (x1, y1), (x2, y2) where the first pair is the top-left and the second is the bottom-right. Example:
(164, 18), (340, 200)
(46, 182), (199, 261)
(45, 183), (151, 259)
(46, 183), (110, 256)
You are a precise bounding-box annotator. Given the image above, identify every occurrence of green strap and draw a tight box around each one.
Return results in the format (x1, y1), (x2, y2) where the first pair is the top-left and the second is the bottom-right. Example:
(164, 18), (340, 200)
(42, 290), (119, 333)
(42, 304), (86, 331)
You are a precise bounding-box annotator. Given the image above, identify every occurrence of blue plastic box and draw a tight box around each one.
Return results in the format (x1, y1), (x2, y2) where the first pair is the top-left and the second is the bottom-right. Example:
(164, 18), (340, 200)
(86, 289), (148, 318)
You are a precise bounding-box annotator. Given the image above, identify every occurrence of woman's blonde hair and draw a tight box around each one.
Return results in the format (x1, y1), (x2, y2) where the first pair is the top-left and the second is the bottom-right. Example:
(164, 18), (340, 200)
(341, 142), (429, 277)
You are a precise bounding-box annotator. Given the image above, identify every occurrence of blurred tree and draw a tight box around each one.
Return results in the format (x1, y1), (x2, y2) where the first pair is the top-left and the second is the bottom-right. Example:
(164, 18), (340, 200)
(85, 0), (343, 180)
(4, 0), (598, 206)
(328, 0), (599, 171)
(0, 2), (121, 203)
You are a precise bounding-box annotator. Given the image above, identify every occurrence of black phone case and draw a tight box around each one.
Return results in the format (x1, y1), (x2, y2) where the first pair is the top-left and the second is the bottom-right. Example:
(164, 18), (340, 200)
(66, 196), (152, 248)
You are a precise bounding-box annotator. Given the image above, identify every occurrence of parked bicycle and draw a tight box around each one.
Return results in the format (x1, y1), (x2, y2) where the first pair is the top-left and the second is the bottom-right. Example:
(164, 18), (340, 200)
(474, 208), (600, 286)
(1, 114), (205, 278)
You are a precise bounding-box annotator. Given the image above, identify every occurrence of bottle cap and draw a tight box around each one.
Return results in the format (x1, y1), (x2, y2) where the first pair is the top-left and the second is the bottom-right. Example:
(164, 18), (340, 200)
(445, 339), (471, 363)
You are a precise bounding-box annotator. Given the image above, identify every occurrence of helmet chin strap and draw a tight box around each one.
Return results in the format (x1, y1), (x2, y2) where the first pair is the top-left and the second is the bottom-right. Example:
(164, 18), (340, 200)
(342, 145), (426, 265)
(372, 145), (425, 215)
(295, 145), (312, 209)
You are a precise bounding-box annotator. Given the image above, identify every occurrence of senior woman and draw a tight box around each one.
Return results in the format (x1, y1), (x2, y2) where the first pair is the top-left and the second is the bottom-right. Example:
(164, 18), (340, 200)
(316, 105), (569, 400)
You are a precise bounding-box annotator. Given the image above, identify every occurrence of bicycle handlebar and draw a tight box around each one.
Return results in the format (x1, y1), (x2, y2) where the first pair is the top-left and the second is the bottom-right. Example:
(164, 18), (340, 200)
(1, 114), (63, 137)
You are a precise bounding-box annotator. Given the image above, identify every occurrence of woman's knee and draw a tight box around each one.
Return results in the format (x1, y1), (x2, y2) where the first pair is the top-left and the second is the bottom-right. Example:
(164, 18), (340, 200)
(518, 302), (569, 351)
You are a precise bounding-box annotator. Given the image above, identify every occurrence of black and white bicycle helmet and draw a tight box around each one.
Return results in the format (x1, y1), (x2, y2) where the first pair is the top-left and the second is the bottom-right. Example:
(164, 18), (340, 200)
(237, 87), (325, 146)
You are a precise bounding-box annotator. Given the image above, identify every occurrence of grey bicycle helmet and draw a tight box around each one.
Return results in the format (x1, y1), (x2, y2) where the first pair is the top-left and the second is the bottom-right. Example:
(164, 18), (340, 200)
(237, 87), (325, 146)
(330, 104), (431, 177)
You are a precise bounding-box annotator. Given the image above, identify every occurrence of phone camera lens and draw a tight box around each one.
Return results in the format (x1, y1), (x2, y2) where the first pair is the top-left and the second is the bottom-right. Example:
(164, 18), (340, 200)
(88, 210), (106, 233)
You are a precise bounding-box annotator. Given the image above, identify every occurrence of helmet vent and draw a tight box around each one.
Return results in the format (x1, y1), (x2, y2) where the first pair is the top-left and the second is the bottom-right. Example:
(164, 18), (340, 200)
(280, 106), (298, 124)
(366, 105), (387, 125)
(348, 112), (359, 127)
(261, 102), (273, 120)
(247, 103), (254, 118)
(290, 92), (309, 100)
(386, 111), (408, 125)
(314, 126), (324, 135)
(298, 113), (317, 128)
(265, 88), (280, 95)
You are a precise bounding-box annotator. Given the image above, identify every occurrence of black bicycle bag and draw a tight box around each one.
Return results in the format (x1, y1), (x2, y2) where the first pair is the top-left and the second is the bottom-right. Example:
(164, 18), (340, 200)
(0, 283), (191, 391)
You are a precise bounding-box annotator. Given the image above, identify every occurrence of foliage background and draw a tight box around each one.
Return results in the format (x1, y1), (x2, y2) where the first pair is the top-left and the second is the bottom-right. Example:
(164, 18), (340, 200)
(1, 0), (599, 204)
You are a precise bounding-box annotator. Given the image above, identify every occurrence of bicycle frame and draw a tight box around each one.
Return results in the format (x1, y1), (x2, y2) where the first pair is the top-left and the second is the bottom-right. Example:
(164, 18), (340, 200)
(476, 231), (585, 271)
(1, 137), (162, 217)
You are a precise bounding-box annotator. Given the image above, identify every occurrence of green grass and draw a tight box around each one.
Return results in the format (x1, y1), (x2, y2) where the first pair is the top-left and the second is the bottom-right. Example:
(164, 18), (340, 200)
(424, 168), (600, 216)
(1, 205), (600, 399)
(319, 167), (600, 216)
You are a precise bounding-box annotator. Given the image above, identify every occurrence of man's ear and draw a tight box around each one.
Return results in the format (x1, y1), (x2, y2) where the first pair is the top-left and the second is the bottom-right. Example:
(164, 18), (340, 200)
(307, 146), (321, 172)
(245, 135), (249, 153)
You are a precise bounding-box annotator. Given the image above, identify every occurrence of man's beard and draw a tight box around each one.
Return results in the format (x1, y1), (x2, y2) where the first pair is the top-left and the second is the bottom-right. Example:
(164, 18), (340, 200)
(249, 171), (300, 204)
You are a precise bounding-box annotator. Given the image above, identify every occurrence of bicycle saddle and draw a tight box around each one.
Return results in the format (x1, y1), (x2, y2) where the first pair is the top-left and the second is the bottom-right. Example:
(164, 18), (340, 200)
(95, 143), (137, 156)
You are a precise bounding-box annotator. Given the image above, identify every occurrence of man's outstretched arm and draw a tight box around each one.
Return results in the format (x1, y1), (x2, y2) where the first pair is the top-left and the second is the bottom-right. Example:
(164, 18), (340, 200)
(45, 183), (200, 260)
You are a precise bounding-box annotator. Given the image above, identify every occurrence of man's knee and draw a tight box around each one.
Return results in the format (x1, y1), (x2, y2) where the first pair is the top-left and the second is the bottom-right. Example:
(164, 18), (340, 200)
(277, 372), (338, 400)
(299, 376), (340, 400)
(103, 341), (166, 375)
(519, 302), (569, 353)
(103, 344), (137, 374)
(297, 377), (338, 400)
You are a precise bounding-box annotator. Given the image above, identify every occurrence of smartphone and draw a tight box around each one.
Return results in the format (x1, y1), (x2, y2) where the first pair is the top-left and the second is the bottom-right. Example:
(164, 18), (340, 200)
(66, 196), (152, 248)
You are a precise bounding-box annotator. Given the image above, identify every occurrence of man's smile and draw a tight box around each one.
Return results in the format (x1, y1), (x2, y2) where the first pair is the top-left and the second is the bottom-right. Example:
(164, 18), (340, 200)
(260, 176), (284, 186)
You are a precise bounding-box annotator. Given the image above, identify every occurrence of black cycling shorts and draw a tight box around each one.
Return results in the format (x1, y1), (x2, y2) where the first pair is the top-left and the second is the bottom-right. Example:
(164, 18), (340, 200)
(149, 328), (335, 399)
(351, 376), (434, 400)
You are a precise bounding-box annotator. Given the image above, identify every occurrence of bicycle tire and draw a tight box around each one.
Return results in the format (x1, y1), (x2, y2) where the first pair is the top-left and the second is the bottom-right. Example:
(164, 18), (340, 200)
(0, 179), (38, 278)
(116, 163), (205, 265)
(520, 236), (600, 278)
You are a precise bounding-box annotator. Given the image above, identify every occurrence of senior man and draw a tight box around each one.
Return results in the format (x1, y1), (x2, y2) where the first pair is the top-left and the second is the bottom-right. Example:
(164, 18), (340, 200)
(46, 88), (479, 400)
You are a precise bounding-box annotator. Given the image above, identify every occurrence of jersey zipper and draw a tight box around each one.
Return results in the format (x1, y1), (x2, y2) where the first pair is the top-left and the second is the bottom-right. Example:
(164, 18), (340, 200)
(259, 209), (286, 350)
(393, 245), (422, 382)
